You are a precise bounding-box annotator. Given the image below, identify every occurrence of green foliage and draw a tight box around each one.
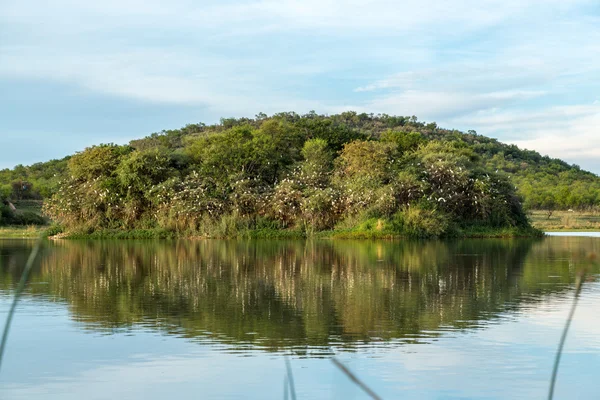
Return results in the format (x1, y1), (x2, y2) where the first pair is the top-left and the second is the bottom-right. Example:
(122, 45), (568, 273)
(291, 113), (366, 151)
(10, 180), (37, 200)
(185, 121), (299, 186)
(394, 206), (451, 238)
(300, 188), (340, 232)
(8, 211), (46, 226)
(66, 228), (177, 239)
(300, 138), (333, 182)
(0, 158), (69, 200)
(0, 195), (7, 226)
(0, 185), (11, 199)
(466, 138), (600, 210)
(6, 112), (599, 236)
(44, 115), (537, 237)
(337, 140), (396, 185)
(117, 149), (176, 193)
(68, 144), (131, 181)
(43, 224), (64, 237)
(0, 192), (46, 227)
(380, 130), (425, 154)
(116, 149), (178, 226)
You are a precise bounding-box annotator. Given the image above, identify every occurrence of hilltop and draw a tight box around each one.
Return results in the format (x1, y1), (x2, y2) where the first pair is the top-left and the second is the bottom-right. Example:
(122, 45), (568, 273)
(1, 112), (597, 237)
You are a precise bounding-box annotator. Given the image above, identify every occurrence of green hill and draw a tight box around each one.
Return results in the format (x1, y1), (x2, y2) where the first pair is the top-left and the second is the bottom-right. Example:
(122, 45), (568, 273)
(118, 112), (600, 211)
(1, 112), (597, 236)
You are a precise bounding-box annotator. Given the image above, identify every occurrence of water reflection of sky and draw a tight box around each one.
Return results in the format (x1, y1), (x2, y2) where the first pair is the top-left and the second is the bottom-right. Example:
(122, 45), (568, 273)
(1, 236), (599, 399)
(0, 285), (599, 399)
(546, 232), (600, 237)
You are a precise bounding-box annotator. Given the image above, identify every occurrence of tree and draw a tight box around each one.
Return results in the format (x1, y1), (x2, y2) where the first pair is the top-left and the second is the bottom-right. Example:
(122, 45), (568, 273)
(68, 144), (132, 181)
(380, 130), (424, 154)
(300, 138), (333, 186)
(11, 180), (34, 200)
(336, 140), (396, 185)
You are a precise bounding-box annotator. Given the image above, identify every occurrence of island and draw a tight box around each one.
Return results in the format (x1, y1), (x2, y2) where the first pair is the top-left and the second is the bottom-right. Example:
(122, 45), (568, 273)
(2, 112), (600, 238)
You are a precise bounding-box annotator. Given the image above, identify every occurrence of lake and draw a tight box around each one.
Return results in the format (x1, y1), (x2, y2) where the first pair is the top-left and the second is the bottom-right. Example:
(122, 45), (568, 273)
(0, 237), (599, 399)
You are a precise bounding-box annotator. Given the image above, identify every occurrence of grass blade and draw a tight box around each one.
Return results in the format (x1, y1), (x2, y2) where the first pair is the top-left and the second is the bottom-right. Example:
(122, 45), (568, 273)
(548, 270), (585, 400)
(0, 238), (42, 372)
(284, 357), (297, 400)
(332, 357), (382, 400)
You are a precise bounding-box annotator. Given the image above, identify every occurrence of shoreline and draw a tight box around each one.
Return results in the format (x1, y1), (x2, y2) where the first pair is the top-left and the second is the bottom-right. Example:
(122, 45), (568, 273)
(0, 226), (600, 240)
(9, 225), (600, 241)
(0, 226), (47, 239)
(5, 225), (543, 240)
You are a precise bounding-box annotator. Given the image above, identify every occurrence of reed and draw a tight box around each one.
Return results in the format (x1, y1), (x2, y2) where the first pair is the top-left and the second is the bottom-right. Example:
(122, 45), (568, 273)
(0, 237), (42, 371)
(547, 268), (587, 400)
(284, 357), (297, 400)
(331, 357), (382, 400)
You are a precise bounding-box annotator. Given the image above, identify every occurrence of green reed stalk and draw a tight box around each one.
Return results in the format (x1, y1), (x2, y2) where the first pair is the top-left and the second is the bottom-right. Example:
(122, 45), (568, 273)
(332, 357), (382, 400)
(285, 357), (297, 400)
(548, 270), (585, 400)
(0, 238), (42, 372)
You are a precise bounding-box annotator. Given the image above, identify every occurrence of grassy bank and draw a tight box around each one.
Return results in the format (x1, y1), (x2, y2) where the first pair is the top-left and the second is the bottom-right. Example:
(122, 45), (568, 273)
(0, 226), (46, 238)
(51, 223), (543, 240)
(323, 225), (542, 240)
(58, 228), (306, 240)
(529, 210), (600, 231)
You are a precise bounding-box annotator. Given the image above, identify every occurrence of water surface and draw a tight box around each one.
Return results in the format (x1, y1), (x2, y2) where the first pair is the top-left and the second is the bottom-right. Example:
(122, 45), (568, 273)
(546, 231), (600, 237)
(0, 238), (598, 399)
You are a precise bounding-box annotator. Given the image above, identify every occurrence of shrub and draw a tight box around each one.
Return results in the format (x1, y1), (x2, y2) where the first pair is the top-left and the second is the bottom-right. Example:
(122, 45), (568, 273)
(397, 206), (450, 238)
(43, 224), (64, 237)
(300, 188), (339, 231)
(336, 140), (396, 185)
(380, 130), (425, 154)
(268, 178), (303, 227)
(7, 211), (47, 226)
(34, 113), (537, 237)
(300, 138), (333, 186)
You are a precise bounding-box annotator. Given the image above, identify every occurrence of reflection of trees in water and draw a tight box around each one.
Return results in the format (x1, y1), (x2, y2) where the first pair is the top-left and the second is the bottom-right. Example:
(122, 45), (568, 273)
(0, 238), (597, 351)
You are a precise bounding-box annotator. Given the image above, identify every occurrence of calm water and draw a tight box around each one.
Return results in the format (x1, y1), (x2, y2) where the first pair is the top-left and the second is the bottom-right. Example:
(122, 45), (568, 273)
(0, 237), (599, 399)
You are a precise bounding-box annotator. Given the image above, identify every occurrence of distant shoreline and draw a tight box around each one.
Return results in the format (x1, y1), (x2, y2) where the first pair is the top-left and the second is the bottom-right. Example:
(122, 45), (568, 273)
(0, 226), (543, 240)
(7, 222), (600, 240)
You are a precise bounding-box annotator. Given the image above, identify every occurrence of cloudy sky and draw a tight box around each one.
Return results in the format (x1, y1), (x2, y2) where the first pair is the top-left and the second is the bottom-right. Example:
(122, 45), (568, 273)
(1, 0), (599, 173)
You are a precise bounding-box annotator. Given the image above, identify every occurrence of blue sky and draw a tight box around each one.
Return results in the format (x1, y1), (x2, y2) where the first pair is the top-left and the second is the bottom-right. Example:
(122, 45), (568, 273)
(1, 0), (599, 173)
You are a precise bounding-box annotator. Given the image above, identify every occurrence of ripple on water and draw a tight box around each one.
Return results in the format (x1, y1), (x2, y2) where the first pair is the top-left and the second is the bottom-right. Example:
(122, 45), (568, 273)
(0, 238), (599, 399)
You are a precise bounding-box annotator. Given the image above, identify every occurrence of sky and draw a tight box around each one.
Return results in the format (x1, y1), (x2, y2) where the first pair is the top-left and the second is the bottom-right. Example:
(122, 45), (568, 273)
(1, 0), (599, 173)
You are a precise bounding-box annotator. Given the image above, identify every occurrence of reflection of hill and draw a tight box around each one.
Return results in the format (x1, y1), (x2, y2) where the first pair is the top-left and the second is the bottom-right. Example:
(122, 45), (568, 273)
(0, 238), (596, 351)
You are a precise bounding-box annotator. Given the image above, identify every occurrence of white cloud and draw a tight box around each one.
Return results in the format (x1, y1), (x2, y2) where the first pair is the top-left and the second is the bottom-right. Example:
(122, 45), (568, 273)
(0, 0), (571, 33)
(344, 7), (600, 171)
(441, 103), (600, 171)
(507, 108), (600, 159)
(351, 89), (546, 119)
(1, 0), (599, 170)
(1, 0), (596, 111)
(0, 46), (332, 117)
(354, 62), (556, 93)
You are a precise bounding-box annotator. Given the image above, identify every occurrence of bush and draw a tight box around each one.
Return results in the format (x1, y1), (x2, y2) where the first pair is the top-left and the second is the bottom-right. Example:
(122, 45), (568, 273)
(268, 178), (303, 227)
(300, 138), (333, 185)
(8, 211), (47, 226)
(34, 112), (538, 237)
(396, 206), (450, 238)
(43, 224), (64, 237)
(300, 188), (339, 232)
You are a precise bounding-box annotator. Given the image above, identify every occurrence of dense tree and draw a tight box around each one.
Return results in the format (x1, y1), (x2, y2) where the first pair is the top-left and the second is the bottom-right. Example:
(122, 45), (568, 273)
(0, 112), (595, 235)
(300, 138), (333, 182)
(0, 193), (8, 225)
